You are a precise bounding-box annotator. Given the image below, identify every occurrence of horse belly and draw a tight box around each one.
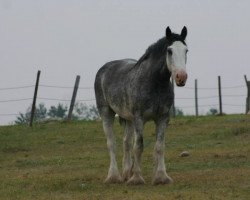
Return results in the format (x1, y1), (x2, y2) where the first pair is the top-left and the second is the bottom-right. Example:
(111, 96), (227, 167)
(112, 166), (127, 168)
(110, 104), (134, 120)
(143, 104), (171, 121)
(141, 106), (153, 120)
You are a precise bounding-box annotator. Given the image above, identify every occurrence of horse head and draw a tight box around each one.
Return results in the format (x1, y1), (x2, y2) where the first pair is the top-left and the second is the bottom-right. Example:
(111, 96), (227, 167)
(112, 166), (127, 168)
(165, 26), (188, 87)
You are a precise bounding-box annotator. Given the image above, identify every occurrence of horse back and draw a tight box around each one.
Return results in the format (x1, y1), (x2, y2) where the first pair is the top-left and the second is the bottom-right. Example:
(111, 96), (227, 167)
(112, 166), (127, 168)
(94, 59), (137, 115)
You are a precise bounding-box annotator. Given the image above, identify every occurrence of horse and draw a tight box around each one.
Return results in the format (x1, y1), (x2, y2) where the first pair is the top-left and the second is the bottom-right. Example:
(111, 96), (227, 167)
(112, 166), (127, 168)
(94, 26), (188, 185)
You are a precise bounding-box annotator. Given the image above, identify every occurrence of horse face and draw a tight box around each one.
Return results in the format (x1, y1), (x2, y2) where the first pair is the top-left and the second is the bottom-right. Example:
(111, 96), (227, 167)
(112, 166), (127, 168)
(165, 26), (188, 87)
(166, 41), (188, 87)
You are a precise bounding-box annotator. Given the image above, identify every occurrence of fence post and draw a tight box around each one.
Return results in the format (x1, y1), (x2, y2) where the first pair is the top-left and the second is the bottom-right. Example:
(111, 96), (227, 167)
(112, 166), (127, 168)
(30, 70), (41, 127)
(170, 77), (176, 118)
(195, 79), (198, 116)
(67, 75), (80, 121)
(244, 75), (250, 114)
(218, 76), (223, 115)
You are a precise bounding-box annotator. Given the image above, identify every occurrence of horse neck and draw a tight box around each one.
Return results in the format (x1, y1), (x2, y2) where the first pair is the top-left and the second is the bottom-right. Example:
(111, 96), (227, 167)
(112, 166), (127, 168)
(140, 55), (172, 87)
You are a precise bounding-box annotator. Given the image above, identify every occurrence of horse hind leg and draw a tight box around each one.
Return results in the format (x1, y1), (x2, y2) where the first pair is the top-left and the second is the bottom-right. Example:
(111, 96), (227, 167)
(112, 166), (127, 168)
(100, 107), (122, 183)
(127, 117), (145, 185)
(121, 119), (134, 182)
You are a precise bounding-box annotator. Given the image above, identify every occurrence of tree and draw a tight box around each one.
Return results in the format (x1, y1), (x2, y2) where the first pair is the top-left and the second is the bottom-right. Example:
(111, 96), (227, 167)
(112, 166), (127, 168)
(207, 108), (218, 115)
(36, 103), (47, 120)
(15, 103), (47, 124)
(175, 107), (184, 116)
(14, 102), (100, 124)
(73, 102), (99, 120)
(15, 112), (30, 125)
(47, 103), (68, 119)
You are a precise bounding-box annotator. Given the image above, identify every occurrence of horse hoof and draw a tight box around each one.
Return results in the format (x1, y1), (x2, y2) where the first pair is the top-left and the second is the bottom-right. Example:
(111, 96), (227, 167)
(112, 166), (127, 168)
(126, 174), (145, 185)
(104, 174), (122, 184)
(152, 171), (173, 185)
(122, 170), (133, 182)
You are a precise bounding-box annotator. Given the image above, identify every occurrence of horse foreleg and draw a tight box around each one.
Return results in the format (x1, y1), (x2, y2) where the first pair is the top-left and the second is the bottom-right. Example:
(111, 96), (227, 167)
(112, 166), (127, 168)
(127, 117), (145, 185)
(102, 109), (122, 183)
(122, 120), (134, 182)
(152, 118), (173, 185)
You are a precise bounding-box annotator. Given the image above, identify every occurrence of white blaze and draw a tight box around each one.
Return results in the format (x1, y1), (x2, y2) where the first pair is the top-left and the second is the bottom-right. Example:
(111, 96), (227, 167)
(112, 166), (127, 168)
(166, 41), (188, 73)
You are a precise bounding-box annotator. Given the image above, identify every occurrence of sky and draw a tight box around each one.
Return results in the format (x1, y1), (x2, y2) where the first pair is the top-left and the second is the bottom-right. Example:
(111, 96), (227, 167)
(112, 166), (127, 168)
(0, 0), (250, 125)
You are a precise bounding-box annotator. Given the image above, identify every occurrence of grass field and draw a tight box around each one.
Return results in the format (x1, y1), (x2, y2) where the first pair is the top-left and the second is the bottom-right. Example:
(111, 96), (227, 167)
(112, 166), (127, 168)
(0, 115), (250, 200)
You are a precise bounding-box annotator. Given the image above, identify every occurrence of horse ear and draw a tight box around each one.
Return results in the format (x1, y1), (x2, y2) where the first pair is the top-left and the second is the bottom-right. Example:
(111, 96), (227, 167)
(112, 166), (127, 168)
(181, 26), (187, 40)
(166, 26), (172, 40)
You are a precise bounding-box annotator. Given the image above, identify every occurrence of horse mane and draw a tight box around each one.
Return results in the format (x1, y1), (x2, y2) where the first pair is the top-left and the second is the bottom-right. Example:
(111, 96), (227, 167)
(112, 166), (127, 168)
(135, 33), (186, 67)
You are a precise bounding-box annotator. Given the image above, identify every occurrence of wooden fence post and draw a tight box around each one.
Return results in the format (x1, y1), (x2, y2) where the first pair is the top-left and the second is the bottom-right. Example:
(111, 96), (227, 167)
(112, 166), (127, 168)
(67, 75), (80, 120)
(30, 70), (41, 127)
(244, 75), (250, 114)
(170, 77), (176, 118)
(195, 79), (198, 116)
(218, 76), (223, 115)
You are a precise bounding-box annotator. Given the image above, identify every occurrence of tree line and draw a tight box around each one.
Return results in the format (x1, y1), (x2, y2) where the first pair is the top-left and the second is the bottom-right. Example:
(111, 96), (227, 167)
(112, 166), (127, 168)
(15, 103), (219, 125)
(14, 102), (100, 124)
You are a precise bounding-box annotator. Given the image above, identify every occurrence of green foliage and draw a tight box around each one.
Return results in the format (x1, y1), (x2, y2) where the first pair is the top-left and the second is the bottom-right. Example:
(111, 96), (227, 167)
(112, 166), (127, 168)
(47, 103), (68, 119)
(36, 103), (47, 119)
(207, 107), (218, 115)
(73, 102), (100, 120)
(14, 103), (47, 125)
(14, 102), (100, 124)
(176, 107), (184, 116)
(14, 112), (30, 125)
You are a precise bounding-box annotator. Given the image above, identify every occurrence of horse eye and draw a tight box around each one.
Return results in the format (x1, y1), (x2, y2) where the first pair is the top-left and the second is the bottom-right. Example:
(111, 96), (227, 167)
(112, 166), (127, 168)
(167, 49), (172, 55)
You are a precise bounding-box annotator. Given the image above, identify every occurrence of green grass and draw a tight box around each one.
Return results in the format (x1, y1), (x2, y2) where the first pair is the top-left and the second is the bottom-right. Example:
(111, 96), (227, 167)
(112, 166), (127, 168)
(0, 115), (249, 200)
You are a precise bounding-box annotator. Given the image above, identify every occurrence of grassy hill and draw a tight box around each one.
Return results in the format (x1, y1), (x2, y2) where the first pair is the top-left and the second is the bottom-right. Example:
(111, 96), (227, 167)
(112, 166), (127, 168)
(0, 115), (249, 200)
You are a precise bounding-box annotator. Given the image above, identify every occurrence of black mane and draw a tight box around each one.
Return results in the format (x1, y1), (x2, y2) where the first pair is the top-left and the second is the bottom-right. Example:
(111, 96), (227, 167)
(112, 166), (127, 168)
(135, 33), (186, 66)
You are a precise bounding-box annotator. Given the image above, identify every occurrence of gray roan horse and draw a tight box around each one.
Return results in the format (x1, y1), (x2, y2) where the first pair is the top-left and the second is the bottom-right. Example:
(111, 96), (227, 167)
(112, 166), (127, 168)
(94, 26), (188, 185)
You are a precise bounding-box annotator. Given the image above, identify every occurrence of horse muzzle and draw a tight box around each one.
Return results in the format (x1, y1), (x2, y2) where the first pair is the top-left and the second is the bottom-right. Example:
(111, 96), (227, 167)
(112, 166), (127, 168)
(174, 70), (187, 87)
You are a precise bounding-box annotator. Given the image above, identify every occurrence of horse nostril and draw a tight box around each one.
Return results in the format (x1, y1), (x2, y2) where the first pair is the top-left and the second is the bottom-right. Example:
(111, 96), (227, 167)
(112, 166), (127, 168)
(176, 74), (179, 79)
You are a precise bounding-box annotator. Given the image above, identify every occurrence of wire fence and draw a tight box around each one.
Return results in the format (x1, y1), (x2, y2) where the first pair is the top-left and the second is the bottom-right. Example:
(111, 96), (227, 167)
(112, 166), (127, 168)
(175, 92), (246, 108)
(0, 82), (96, 119)
(0, 84), (96, 102)
(0, 77), (248, 121)
(0, 85), (246, 108)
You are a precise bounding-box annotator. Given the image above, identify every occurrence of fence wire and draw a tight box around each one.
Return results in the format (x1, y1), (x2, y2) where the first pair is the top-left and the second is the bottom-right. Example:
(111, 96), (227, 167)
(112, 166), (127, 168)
(39, 84), (93, 90)
(0, 98), (33, 103)
(0, 85), (34, 91)
(0, 82), (247, 117)
(183, 85), (246, 90)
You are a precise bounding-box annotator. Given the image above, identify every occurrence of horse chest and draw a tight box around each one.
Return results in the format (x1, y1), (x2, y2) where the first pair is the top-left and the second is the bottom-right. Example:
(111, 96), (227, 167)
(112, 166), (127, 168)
(142, 101), (171, 120)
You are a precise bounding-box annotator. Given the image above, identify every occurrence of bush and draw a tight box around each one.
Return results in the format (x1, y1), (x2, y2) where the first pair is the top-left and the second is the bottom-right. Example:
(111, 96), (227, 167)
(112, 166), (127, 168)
(207, 108), (218, 116)
(14, 102), (100, 124)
